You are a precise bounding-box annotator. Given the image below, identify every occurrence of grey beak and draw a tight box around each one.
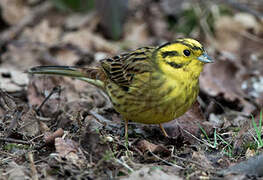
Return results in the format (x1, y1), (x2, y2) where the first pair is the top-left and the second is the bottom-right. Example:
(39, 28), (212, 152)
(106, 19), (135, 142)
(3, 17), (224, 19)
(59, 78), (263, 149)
(197, 52), (213, 63)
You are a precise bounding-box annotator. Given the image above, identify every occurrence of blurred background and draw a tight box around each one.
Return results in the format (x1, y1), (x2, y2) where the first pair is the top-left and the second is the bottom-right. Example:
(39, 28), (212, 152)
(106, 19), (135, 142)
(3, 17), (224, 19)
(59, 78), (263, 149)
(0, 0), (263, 179)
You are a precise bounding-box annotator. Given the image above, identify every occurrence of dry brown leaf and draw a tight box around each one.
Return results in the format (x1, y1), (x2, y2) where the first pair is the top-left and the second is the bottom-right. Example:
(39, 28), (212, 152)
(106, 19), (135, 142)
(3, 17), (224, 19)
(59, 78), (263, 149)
(0, 0), (30, 25)
(136, 140), (171, 156)
(1, 42), (47, 69)
(200, 61), (242, 100)
(200, 60), (255, 115)
(51, 49), (79, 66)
(163, 102), (213, 143)
(245, 148), (256, 159)
(20, 108), (39, 137)
(39, 121), (50, 133)
(27, 76), (66, 116)
(234, 13), (261, 34)
(80, 116), (112, 162)
(55, 138), (77, 156)
(22, 20), (61, 46)
(192, 151), (213, 170)
(214, 15), (245, 53)
(4, 162), (29, 180)
(239, 38), (263, 107)
(123, 20), (150, 48)
(57, 100), (94, 128)
(55, 138), (85, 169)
(62, 29), (119, 54)
(147, 3), (170, 39)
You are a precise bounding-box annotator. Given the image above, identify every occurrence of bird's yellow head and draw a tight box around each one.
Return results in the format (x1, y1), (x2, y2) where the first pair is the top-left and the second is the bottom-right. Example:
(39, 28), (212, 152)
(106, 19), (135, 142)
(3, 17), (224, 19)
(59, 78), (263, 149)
(154, 38), (213, 80)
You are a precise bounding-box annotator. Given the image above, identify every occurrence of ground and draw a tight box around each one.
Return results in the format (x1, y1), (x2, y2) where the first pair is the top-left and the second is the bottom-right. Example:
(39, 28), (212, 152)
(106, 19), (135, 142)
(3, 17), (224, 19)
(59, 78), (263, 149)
(0, 0), (263, 179)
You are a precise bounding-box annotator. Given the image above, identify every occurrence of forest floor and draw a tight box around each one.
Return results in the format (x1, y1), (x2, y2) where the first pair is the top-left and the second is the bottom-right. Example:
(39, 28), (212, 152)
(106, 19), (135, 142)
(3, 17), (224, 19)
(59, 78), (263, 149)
(0, 0), (263, 179)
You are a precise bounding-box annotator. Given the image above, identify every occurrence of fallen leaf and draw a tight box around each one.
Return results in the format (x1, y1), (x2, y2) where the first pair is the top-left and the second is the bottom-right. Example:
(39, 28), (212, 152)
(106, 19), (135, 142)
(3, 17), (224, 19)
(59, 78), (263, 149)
(136, 140), (171, 157)
(200, 60), (255, 115)
(0, 0), (30, 25)
(163, 102), (213, 143)
(5, 162), (29, 180)
(62, 28), (119, 54)
(80, 115), (110, 161)
(245, 148), (256, 159)
(123, 20), (150, 48)
(214, 15), (244, 53)
(234, 13), (261, 34)
(1, 41), (47, 70)
(192, 151), (213, 170)
(22, 20), (61, 46)
(20, 108), (40, 137)
(55, 138), (85, 169)
(27, 76), (66, 116)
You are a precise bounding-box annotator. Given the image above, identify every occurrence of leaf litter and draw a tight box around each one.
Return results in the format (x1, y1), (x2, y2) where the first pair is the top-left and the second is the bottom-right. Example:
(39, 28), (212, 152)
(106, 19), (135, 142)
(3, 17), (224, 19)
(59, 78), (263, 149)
(0, 0), (263, 179)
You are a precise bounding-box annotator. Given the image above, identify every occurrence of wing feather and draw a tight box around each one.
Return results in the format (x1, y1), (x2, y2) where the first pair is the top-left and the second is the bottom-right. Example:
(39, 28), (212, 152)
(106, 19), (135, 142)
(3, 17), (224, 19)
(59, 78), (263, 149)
(100, 47), (155, 87)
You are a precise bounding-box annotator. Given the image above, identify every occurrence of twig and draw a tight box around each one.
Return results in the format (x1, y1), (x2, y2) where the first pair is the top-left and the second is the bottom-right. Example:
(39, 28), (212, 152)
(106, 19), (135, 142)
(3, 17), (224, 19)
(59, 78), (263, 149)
(28, 151), (39, 180)
(29, 134), (45, 143)
(148, 151), (184, 169)
(239, 31), (263, 44)
(176, 122), (219, 149)
(89, 110), (115, 124)
(172, 154), (213, 171)
(0, 137), (32, 145)
(36, 86), (61, 113)
(115, 158), (134, 172)
(193, 2), (216, 46)
(35, 116), (52, 122)
(0, 150), (18, 158)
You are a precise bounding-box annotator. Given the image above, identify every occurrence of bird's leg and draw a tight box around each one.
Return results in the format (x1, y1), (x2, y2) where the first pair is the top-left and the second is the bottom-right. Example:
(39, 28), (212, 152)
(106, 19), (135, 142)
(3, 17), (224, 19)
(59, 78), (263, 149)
(159, 124), (168, 137)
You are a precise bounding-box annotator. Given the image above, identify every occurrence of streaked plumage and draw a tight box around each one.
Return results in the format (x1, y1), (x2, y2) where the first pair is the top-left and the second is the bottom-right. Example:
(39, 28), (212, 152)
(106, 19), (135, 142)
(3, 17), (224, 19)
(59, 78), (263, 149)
(28, 38), (213, 137)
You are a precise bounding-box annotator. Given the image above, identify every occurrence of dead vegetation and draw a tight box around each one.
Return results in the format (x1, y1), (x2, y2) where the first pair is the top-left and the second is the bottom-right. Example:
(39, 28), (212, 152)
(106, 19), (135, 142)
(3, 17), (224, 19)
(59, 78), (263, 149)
(0, 0), (263, 179)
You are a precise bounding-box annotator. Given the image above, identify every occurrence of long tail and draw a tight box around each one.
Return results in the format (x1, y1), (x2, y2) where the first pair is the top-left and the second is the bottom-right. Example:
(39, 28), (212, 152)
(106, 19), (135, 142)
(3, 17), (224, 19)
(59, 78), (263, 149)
(28, 66), (105, 89)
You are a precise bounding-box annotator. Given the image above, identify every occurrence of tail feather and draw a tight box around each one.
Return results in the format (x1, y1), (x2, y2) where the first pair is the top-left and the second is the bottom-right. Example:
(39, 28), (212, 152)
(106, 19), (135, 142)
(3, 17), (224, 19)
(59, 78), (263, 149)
(28, 66), (105, 89)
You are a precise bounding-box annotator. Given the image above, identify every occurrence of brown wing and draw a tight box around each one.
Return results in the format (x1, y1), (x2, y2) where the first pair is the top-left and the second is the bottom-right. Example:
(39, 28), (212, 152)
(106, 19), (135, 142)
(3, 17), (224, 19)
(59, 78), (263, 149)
(100, 47), (156, 87)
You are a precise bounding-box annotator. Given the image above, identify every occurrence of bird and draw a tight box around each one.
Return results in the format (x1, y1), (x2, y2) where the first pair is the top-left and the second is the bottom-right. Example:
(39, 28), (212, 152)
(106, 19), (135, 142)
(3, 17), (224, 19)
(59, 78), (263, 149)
(28, 38), (213, 138)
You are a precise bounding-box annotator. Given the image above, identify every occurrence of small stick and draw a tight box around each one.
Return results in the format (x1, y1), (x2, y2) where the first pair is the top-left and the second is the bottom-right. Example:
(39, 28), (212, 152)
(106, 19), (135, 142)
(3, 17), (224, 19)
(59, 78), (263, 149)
(28, 151), (39, 180)
(159, 124), (168, 137)
(0, 137), (31, 145)
(36, 86), (61, 113)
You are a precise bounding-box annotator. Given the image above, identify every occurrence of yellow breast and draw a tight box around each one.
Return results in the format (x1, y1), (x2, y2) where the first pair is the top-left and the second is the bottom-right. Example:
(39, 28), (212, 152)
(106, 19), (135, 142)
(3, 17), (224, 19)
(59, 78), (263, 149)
(106, 70), (199, 124)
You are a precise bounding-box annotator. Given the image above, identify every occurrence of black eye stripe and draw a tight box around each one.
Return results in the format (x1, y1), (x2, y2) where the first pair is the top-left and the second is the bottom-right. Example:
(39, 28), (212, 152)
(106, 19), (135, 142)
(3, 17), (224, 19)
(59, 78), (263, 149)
(164, 60), (183, 68)
(183, 50), (191, 56)
(161, 51), (179, 58)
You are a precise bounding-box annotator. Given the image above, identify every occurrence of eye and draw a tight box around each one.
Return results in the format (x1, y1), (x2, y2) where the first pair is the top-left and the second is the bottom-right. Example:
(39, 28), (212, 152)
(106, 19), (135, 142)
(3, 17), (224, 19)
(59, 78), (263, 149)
(183, 49), (191, 56)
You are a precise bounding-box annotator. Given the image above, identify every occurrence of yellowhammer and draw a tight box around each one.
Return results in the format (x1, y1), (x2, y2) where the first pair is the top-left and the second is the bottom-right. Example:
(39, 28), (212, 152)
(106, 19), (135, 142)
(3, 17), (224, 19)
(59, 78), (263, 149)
(28, 38), (213, 137)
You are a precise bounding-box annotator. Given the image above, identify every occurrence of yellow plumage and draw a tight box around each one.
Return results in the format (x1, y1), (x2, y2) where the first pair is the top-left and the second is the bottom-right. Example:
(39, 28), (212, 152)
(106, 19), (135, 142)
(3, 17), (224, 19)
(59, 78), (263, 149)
(28, 38), (213, 137)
